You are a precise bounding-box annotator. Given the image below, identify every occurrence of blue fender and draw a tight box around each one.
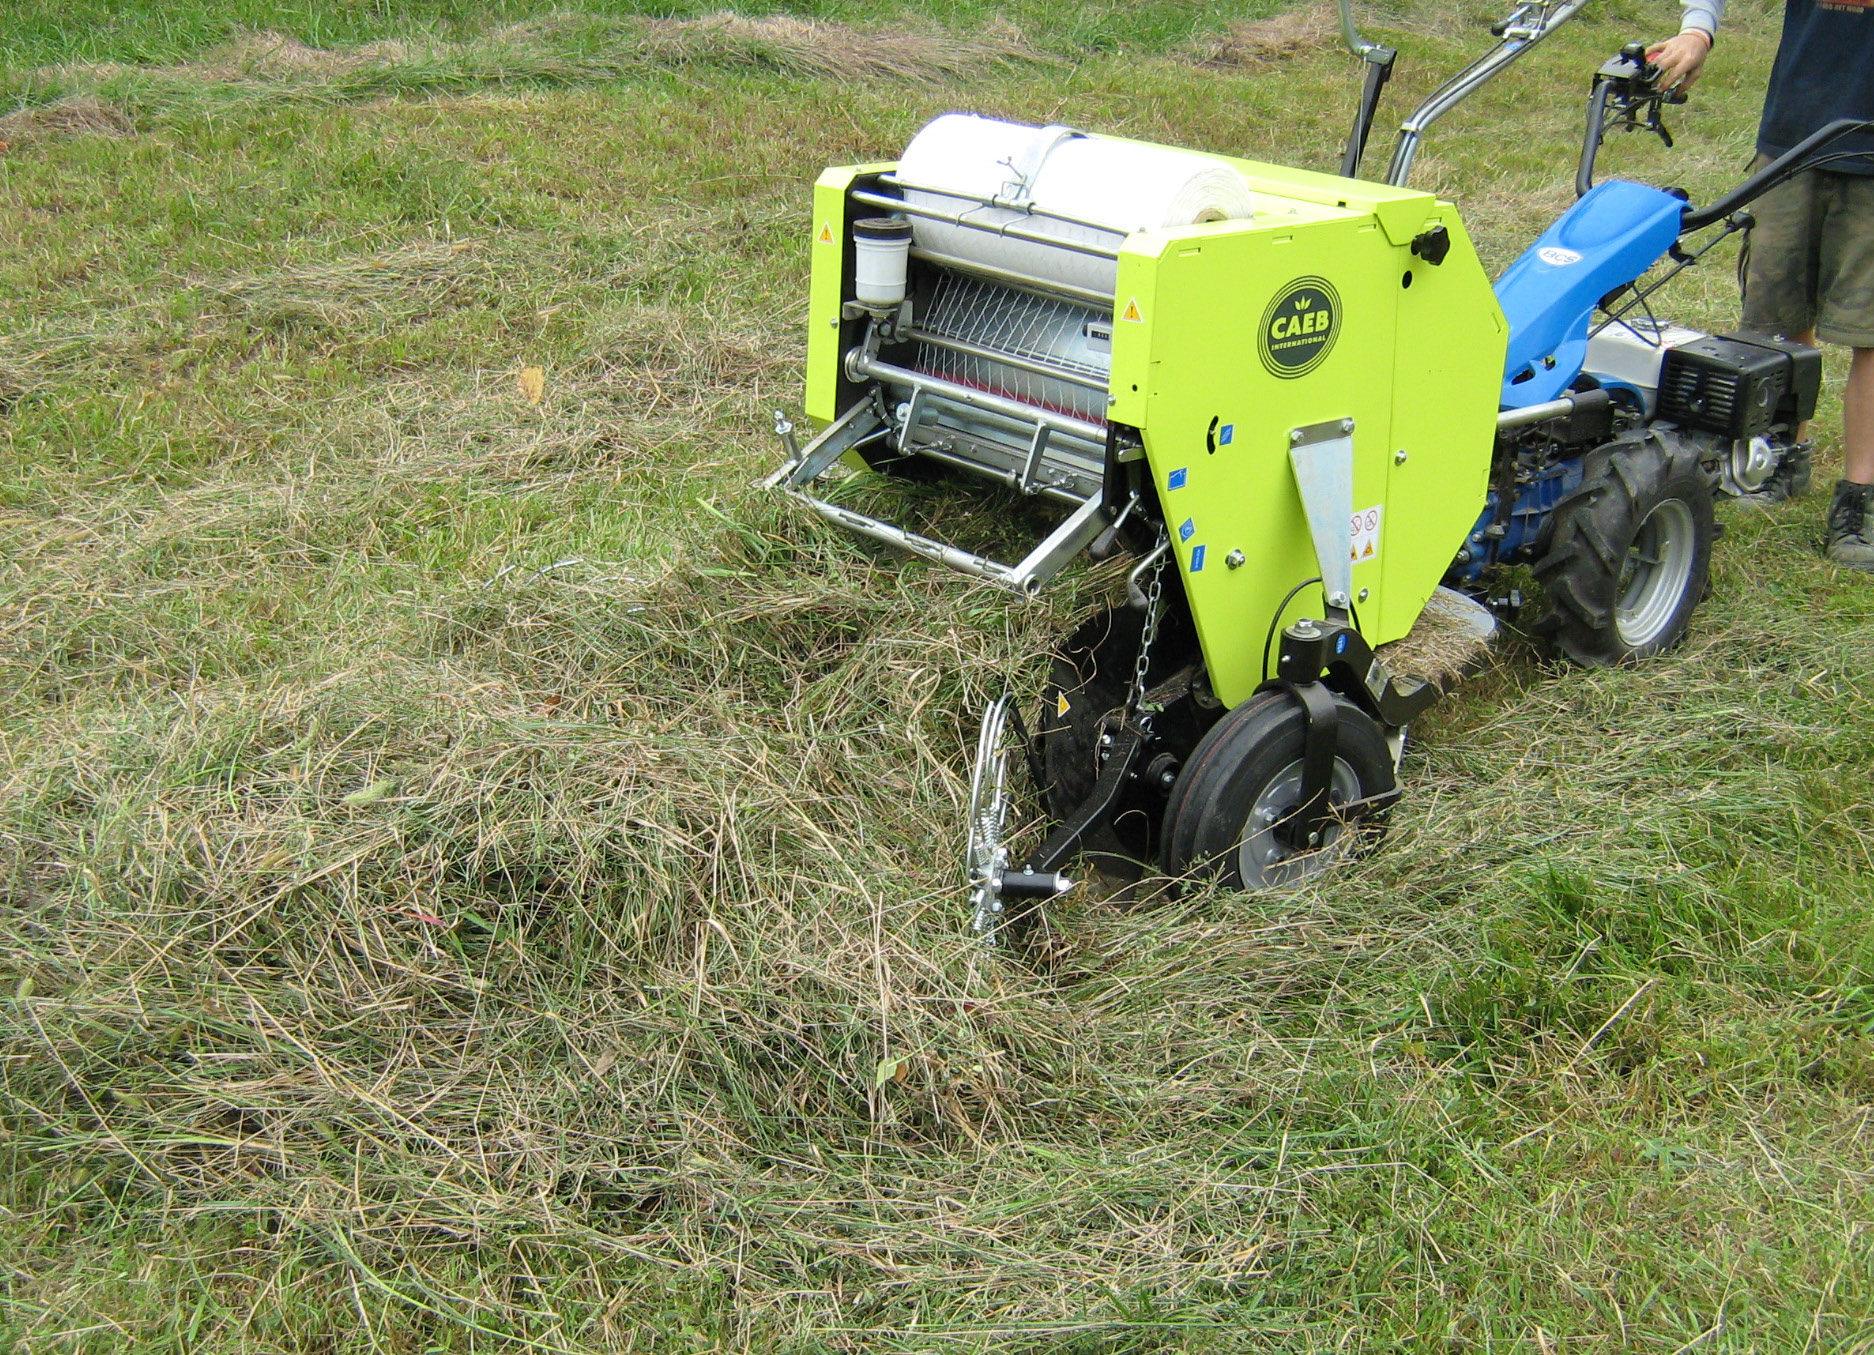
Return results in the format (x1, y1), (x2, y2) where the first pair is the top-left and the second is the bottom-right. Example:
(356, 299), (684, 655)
(1495, 180), (1685, 408)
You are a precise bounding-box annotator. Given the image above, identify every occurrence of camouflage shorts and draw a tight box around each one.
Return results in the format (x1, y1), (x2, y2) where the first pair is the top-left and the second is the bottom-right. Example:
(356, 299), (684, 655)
(1741, 154), (1874, 349)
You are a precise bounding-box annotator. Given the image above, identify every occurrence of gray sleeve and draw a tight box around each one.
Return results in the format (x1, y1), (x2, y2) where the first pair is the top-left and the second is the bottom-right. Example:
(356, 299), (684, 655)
(1680, 0), (1722, 36)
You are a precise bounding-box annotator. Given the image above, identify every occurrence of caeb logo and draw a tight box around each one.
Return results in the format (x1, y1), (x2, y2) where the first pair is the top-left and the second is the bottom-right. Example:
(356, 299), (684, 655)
(1258, 276), (1342, 379)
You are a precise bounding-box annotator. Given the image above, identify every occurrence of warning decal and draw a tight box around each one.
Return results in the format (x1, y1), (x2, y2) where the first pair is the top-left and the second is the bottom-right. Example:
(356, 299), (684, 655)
(1351, 504), (1382, 564)
(817, 223), (834, 244)
(1057, 692), (1072, 718)
(1121, 297), (1144, 323)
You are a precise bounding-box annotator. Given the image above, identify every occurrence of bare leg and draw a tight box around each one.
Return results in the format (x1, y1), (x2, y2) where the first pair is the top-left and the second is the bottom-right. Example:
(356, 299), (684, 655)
(1845, 346), (1874, 484)
(1793, 328), (1816, 445)
(1826, 345), (1874, 571)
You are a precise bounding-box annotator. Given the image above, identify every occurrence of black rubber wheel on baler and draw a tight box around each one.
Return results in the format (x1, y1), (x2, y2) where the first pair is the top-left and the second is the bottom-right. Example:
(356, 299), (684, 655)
(1159, 690), (1394, 891)
(1531, 432), (1715, 667)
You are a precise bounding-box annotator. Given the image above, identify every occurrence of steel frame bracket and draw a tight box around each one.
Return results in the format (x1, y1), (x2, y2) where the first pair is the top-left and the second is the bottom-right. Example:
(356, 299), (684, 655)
(1288, 419), (1357, 611)
(1281, 679), (1343, 849)
(1268, 613), (1442, 844)
(1024, 724), (1147, 874)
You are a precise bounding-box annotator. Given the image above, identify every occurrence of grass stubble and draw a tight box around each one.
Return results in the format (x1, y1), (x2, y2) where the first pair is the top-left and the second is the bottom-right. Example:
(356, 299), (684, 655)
(1, 3), (1872, 1351)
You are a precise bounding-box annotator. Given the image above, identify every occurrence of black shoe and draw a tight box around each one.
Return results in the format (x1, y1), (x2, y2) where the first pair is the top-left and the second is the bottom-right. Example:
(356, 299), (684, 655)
(1825, 479), (1874, 572)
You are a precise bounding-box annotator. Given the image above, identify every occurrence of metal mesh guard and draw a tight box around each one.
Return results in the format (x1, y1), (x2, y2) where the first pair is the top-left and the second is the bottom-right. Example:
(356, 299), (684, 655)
(914, 273), (1111, 425)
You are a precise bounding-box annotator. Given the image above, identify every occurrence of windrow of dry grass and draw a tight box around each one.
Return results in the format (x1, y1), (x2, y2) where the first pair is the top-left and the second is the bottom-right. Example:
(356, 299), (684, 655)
(1, 13), (1048, 151)
(3, 1), (1873, 1350)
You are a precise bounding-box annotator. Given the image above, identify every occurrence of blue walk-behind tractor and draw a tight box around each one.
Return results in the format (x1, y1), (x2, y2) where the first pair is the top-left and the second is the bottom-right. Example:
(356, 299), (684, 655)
(764, 0), (1872, 941)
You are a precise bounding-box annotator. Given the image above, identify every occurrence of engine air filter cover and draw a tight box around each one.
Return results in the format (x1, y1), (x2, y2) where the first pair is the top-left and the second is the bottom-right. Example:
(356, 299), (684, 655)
(1656, 332), (1821, 438)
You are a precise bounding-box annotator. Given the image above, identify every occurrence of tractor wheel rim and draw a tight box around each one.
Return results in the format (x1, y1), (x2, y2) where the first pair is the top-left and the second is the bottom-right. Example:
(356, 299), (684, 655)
(1615, 497), (1696, 649)
(1236, 756), (1361, 889)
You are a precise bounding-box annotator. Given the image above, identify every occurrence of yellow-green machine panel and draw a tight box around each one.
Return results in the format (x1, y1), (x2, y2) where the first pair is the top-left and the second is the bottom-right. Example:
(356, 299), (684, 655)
(1105, 161), (1506, 707)
(802, 146), (1508, 712)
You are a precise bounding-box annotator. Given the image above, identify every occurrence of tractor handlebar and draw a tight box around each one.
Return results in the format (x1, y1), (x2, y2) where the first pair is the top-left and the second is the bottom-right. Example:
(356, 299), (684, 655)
(1680, 119), (1874, 234)
(1576, 43), (1687, 199)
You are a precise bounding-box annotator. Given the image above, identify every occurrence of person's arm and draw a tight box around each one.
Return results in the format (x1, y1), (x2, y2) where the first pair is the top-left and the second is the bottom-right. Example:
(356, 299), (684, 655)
(1646, 0), (1722, 91)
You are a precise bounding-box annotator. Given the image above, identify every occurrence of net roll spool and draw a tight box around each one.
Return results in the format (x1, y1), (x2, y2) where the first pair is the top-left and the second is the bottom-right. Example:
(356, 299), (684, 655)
(894, 114), (1257, 298)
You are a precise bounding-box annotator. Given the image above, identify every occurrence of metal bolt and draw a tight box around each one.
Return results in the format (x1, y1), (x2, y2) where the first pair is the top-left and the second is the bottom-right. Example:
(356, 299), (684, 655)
(1307, 832), (1321, 847)
(1394, 449), (1408, 465)
(1328, 591), (1350, 607)
(1265, 848), (1281, 863)
(1291, 618), (1319, 638)
(1340, 418), (1355, 434)
(1226, 549), (1246, 570)
(1261, 807), (1279, 823)
(1358, 588), (1370, 603)
(1290, 430), (1304, 445)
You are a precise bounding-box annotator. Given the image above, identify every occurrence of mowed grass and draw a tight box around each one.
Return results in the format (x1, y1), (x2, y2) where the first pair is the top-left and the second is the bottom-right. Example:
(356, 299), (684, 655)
(2, 2), (1873, 1352)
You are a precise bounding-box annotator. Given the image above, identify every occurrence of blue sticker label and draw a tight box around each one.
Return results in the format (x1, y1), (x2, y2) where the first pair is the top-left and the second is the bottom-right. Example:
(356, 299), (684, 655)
(1335, 634), (1349, 654)
(1219, 424), (1234, 446)
(1178, 518), (1196, 542)
(1190, 544), (1207, 573)
(1168, 467), (1187, 491)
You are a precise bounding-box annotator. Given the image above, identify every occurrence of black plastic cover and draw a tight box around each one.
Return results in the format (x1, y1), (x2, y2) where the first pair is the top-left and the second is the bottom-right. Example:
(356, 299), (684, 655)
(1656, 331), (1821, 438)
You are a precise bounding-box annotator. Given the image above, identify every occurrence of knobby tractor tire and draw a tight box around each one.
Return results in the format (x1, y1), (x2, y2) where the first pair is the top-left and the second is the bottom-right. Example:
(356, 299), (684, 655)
(1532, 431), (1715, 667)
(1159, 690), (1394, 891)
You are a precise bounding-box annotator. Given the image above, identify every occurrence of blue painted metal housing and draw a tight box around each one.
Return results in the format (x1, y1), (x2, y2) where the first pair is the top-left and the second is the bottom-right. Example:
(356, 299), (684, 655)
(1446, 457), (1586, 588)
(1493, 180), (1685, 408)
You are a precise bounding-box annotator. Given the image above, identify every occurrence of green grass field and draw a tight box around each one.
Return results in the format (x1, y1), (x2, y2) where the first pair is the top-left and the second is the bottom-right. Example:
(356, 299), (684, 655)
(3, 1), (1872, 1351)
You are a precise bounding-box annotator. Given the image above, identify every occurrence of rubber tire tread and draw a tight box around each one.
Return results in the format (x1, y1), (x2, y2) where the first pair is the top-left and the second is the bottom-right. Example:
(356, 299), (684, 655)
(1160, 690), (1394, 889)
(1530, 431), (1715, 668)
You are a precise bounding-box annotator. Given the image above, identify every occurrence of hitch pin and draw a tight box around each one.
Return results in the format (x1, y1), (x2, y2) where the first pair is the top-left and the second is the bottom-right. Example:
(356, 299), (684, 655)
(772, 409), (801, 465)
(1125, 537), (1171, 609)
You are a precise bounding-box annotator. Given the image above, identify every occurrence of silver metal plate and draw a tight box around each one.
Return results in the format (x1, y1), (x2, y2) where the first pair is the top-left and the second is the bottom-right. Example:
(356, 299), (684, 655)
(1288, 418), (1356, 608)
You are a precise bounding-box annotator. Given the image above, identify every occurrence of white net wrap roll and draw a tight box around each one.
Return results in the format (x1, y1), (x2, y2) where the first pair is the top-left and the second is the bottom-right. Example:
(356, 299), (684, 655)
(894, 114), (1255, 299)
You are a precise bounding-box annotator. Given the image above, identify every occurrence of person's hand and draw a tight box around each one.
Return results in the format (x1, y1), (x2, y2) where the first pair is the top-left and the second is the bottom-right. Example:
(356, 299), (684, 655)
(1645, 30), (1713, 91)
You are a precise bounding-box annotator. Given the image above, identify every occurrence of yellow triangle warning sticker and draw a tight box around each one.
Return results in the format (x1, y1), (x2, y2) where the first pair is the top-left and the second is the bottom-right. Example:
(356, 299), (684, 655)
(816, 222), (834, 244)
(1121, 297), (1144, 323)
(1056, 692), (1072, 718)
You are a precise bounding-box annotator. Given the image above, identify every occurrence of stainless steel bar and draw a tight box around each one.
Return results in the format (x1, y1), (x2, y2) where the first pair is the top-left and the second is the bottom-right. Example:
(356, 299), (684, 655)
(849, 189), (1121, 261)
(1383, 0), (1588, 186)
(1018, 424), (1052, 495)
(1006, 491), (1109, 591)
(1338, 0), (1383, 59)
(900, 325), (1110, 394)
(874, 174), (1133, 242)
(763, 398), (882, 489)
(913, 399), (1104, 458)
(794, 494), (1025, 585)
(909, 441), (1095, 507)
(783, 487), (1103, 595)
(906, 246), (1114, 309)
(848, 351), (1110, 444)
(1496, 397), (1578, 428)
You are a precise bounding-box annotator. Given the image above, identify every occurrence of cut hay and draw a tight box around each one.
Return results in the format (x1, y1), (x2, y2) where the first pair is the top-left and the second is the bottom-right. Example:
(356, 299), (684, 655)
(0, 95), (133, 148)
(205, 239), (490, 336)
(8, 13), (1051, 148)
(635, 13), (1044, 84)
(1376, 586), (1498, 688)
(1193, 4), (1343, 66)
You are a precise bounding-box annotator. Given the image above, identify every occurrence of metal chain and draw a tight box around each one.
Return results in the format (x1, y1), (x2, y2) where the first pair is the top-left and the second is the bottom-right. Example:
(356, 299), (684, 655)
(1126, 531), (1170, 732)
